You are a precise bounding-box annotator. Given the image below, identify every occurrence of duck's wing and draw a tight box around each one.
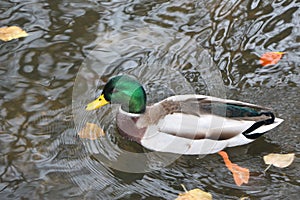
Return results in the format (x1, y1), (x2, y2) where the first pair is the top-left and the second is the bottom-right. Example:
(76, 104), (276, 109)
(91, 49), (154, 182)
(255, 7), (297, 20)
(164, 94), (272, 119)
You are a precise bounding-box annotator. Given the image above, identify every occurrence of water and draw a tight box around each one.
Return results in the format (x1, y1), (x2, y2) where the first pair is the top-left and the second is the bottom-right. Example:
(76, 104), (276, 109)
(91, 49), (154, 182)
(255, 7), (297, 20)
(0, 0), (299, 199)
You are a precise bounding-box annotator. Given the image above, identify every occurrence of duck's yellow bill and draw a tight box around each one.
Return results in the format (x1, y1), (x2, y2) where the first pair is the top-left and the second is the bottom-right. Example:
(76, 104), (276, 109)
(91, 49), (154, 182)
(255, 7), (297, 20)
(86, 94), (109, 111)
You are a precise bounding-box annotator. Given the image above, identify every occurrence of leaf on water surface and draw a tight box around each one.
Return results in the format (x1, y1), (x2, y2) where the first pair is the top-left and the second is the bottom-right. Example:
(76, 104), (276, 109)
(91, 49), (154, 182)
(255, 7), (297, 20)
(176, 184), (212, 200)
(260, 52), (285, 66)
(263, 153), (295, 168)
(239, 197), (250, 200)
(218, 151), (250, 186)
(0, 26), (28, 41)
(78, 122), (105, 140)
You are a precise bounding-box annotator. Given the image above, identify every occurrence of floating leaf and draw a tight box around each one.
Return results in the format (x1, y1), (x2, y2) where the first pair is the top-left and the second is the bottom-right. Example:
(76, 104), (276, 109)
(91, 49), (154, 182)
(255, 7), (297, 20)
(176, 184), (212, 200)
(0, 26), (28, 41)
(240, 197), (250, 200)
(218, 151), (250, 186)
(78, 122), (105, 140)
(263, 153), (295, 168)
(260, 52), (285, 66)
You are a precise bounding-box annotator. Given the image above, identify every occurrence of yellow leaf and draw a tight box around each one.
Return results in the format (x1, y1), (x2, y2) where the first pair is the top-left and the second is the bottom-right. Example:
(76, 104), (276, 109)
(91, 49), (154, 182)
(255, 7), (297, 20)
(240, 197), (250, 200)
(263, 153), (295, 168)
(78, 122), (105, 140)
(0, 26), (28, 41)
(176, 185), (212, 200)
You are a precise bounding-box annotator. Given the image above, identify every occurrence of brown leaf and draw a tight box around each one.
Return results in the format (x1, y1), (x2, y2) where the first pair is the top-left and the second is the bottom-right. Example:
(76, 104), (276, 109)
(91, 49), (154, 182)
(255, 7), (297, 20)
(0, 26), (28, 41)
(78, 122), (105, 140)
(218, 151), (250, 186)
(176, 188), (212, 200)
(263, 153), (295, 168)
(260, 52), (285, 66)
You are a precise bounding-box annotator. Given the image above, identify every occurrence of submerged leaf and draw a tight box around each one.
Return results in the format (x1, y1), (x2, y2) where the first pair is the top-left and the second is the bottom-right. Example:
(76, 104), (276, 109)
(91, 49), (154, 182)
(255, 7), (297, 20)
(260, 52), (285, 66)
(176, 185), (212, 200)
(78, 122), (105, 140)
(0, 26), (28, 41)
(218, 151), (250, 186)
(263, 153), (295, 168)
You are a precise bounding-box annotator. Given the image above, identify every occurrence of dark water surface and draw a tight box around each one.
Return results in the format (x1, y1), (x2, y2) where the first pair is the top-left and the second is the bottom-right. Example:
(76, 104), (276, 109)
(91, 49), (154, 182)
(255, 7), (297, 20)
(0, 0), (299, 199)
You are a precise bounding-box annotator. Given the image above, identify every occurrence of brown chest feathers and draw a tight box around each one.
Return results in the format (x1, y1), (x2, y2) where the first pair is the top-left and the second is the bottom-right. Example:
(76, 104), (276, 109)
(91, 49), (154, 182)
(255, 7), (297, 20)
(136, 100), (181, 128)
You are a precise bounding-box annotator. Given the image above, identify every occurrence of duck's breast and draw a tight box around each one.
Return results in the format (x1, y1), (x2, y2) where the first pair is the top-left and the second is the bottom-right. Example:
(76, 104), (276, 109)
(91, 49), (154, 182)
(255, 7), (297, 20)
(116, 112), (146, 143)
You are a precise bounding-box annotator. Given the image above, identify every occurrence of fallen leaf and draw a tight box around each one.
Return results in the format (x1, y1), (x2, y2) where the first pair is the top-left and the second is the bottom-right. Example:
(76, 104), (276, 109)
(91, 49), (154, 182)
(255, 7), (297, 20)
(260, 52), (285, 66)
(0, 26), (28, 41)
(240, 197), (250, 200)
(218, 151), (250, 186)
(229, 163), (250, 186)
(78, 122), (105, 140)
(176, 184), (212, 200)
(263, 153), (295, 168)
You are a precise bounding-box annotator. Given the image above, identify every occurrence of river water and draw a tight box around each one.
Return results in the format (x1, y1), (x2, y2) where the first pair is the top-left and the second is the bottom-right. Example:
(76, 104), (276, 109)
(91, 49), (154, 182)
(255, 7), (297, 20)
(0, 0), (299, 199)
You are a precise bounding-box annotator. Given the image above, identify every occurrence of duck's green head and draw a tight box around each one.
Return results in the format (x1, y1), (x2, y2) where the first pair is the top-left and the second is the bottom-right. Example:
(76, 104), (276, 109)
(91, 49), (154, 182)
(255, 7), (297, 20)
(86, 75), (147, 114)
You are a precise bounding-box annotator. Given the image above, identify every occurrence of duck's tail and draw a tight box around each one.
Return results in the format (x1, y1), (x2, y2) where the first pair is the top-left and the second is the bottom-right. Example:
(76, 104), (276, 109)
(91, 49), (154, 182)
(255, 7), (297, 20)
(242, 112), (283, 139)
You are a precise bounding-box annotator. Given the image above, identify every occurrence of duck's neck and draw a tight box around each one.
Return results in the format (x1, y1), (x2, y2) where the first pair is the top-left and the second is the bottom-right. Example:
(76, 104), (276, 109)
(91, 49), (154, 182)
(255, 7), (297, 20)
(118, 107), (144, 117)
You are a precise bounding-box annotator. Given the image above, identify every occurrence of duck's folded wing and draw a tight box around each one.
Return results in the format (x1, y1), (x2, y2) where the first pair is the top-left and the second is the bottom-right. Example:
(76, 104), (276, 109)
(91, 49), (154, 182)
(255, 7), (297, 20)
(165, 95), (271, 111)
(165, 95), (271, 119)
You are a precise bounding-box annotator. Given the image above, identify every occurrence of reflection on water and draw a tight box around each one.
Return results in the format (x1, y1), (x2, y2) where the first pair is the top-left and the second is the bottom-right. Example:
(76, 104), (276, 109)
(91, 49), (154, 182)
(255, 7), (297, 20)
(0, 0), (299, 199)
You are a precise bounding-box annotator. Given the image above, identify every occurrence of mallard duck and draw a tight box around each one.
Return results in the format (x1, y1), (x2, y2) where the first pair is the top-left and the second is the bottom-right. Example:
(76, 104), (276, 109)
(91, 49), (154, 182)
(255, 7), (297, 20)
(86, 75), (283, 155)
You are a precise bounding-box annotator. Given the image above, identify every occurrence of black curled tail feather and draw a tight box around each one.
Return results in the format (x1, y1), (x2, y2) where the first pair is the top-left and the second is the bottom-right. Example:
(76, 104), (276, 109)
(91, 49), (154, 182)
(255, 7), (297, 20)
(242, 112), (275, 139)
(261, 112), (275, 125)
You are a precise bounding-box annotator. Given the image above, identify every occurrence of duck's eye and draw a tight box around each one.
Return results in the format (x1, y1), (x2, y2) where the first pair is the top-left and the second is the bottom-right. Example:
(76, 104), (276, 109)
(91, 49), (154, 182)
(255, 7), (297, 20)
(99, 98), (102, 101)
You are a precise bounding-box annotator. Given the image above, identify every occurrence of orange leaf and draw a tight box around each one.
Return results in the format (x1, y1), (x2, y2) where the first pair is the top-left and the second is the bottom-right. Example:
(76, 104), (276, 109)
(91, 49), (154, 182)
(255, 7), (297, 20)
(260, 52), (285, 66)
(230, 163), (250, 186)
(0, 26), (28, 41)
(78, 122), (105, 140)
(218, 151), (250, 186)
